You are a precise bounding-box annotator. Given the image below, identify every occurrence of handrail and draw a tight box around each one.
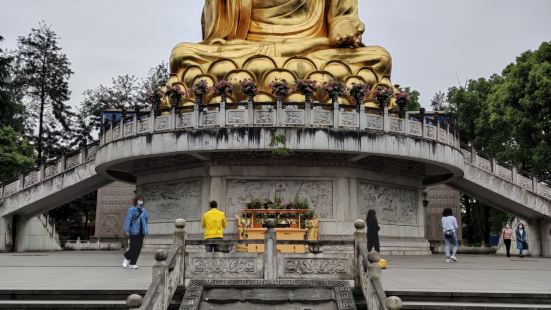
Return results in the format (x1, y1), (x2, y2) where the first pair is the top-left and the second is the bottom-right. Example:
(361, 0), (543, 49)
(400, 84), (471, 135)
(185, 239), (354, 246)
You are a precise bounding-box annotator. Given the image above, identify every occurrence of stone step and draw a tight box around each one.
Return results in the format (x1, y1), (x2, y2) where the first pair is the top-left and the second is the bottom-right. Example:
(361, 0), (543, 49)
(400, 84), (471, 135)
(0, 300), (181, 310)
(388, 291), (551, 304)
(402, 301), (551, 310)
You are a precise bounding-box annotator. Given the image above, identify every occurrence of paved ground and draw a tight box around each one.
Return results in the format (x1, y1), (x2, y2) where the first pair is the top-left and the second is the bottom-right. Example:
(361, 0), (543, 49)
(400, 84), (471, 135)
(0, 250), (550, 293)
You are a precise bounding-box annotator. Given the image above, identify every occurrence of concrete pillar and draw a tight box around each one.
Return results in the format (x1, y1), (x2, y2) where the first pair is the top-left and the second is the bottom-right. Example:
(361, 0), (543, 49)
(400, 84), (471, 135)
(541, 220), (551, 257)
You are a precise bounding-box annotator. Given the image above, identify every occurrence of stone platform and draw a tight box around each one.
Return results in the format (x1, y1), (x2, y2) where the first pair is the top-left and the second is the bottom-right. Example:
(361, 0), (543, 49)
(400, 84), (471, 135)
(0, 251), (549, 293)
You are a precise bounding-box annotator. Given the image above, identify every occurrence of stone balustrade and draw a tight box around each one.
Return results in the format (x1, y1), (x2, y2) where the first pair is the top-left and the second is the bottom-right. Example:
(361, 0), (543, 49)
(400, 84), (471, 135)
(127, 218), (400, 310)
(2, 100), (551, 207)
(0, 142), (98, 200)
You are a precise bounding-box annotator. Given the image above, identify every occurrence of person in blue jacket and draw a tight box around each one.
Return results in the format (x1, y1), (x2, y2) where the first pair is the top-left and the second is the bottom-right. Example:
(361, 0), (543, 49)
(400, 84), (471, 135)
(516, 223), (527, 257)
(122, 195), (149, 269)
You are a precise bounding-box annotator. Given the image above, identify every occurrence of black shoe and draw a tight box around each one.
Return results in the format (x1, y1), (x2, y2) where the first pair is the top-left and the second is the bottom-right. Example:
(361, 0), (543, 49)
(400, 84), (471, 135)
(506, 254), (511, 257)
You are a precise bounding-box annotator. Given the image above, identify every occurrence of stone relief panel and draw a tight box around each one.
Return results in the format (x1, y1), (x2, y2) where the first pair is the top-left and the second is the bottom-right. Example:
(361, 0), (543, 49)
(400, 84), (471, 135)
(226, 179), (333, 218)
(311, 110), (332, 126)
(366, 114), (383, 130)
(408, 121), (422, 136)
(254, 110), (276, 125)
(141, 179), (201, 221)
(358, 182), (418, 225)
(339, 112), (358, 127)
(226, 110), (247, 125)
(177, 112), (194, 128)
(95, 182), (136, 237)
(389, 117), (404, 133)
(283, 110), (304, 125)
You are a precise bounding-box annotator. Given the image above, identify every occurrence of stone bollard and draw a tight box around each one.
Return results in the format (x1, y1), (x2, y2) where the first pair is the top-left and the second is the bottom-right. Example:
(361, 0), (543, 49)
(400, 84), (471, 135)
(263, 218), (277, 280)
(353, 219), (366, 288)
(173, 219), (186, 287)
(153, 249), (168, 309)
(126, 294), (143, 310)
(386, 296), (403, 310)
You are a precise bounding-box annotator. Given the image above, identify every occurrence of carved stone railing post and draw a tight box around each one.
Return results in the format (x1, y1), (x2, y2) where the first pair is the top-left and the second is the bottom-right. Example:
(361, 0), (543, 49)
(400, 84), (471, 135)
(386, 296), (403, 310)
(491, 158), (497, 174)
(219, 96), (227, 127)
(532, 175), (539, 192)
(126, 294), (143, 310)
(38, 162), (46, 182)
(367, 251), (383, 310)
(173, 219), (186, 287)
(470, 146), (477, 166)
(149, 109), (156, 134)
(80, 144), (88, 164)
(132, 106), (139, 137)
(152, 249), (168, 309)
(170, 104), (177, 131)
(18, 172), (25, 190)
(420, 108), (426, 138)
(60, 153), (67, 172)
(404, 112), (410, 135)
(383, 105), (390, 132)
(435, 112), (440, 141)
(305, 96), (312, 127)
(353, 219), (366, 289)
(333, 96), (339, 128)
(263, 218), (277, 280)
(359, 100), (366, 129)
(247, 97), (254, 126)
(276, 97), (283, 126)
(109, 114), (115, 141)
(193, 96), (201, 129)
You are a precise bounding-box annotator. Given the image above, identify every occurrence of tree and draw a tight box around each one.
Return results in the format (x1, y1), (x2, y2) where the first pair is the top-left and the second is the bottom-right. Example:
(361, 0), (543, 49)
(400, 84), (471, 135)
(13, 22), (75, 163)
(77, 62), (169, 143)
(48, 191), (97, 242)
(430, 91), (447, 111)
(0, 35), (35, 182)
(0, 126), (34, 181)
(0, 35), (25, 132)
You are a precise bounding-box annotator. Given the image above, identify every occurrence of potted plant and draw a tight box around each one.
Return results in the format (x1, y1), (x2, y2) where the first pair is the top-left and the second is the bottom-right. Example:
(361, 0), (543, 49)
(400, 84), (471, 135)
(348, 83), (370, 105)
(372, 85), (393, 108)
(212, 79), (233, 101)
(295, 79), (318, 101)
(164, 86), (184, 107)
(239, 79), (258, 101)
(394, 90), (411, 117)
(269, 79), (291, 100)
(322, 79), (346, 104)
(191, 80), (209, 104)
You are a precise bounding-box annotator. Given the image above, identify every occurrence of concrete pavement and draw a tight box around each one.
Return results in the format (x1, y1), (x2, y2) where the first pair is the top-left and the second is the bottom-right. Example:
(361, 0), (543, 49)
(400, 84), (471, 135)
(0, 251), (549, 293)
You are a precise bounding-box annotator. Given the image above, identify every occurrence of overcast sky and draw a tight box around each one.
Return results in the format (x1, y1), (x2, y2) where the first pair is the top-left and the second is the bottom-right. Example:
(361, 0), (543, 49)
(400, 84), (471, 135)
(1, 0), (550, 109)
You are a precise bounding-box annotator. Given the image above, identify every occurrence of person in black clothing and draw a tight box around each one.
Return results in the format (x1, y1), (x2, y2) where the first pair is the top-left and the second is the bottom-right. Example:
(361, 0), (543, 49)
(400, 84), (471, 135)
(366, 209), (381, 252)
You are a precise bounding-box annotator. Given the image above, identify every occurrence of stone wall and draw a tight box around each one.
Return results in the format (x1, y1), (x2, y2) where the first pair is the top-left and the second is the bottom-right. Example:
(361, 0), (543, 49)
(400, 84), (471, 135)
(94, 182), (136, 238)
(425, 184), (462, 241)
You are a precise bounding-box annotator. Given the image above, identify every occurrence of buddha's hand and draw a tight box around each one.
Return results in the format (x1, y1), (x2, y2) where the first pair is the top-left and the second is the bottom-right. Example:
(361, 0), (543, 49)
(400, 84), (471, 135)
(330, 20), (365, 48)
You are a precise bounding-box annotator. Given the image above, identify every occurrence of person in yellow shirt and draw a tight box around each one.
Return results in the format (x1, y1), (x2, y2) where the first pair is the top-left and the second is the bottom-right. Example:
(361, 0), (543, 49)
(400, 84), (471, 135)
(201, 200), (227, 252)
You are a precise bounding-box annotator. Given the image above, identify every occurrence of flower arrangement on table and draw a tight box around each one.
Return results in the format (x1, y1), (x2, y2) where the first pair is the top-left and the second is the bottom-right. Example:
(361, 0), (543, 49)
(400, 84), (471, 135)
(237, 195), (318, 240)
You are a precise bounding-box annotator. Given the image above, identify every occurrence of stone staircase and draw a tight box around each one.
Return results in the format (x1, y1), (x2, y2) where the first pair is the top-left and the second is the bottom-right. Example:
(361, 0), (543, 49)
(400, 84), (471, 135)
(384, 291), (551, 310)
(2, 289), (550, 309)
(0, 289), (183, 309)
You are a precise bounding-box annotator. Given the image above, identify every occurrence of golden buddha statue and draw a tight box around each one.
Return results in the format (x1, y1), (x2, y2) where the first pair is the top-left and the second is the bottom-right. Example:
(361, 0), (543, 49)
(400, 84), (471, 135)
(167, 0), (393, 105)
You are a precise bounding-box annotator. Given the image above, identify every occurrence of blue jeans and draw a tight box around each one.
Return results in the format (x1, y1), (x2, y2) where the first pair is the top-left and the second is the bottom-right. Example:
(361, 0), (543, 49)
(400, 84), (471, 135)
(444, 230), (458, 257)
(205, 238), (222, 252)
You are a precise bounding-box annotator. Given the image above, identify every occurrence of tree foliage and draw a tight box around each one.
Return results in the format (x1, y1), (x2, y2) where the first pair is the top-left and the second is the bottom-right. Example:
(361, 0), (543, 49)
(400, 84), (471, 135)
(448, 41), (551, 179)
(13, 22), (75, 162)
(77, 62), (168, 143)
(0, 35), (35, 181)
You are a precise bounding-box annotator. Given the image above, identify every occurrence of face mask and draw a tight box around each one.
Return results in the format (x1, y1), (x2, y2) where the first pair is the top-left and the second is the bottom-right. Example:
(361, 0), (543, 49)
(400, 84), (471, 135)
(137, 200), (144, 207)
(505, 225), (510, 229)
(519, 226), (524, 230)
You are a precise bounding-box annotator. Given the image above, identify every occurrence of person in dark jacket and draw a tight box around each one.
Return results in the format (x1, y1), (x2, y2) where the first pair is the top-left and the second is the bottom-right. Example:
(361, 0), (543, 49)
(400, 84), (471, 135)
(366, 209), (381, 252)
(516, 223), (527, 257)
(122, 195), (149, 269)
